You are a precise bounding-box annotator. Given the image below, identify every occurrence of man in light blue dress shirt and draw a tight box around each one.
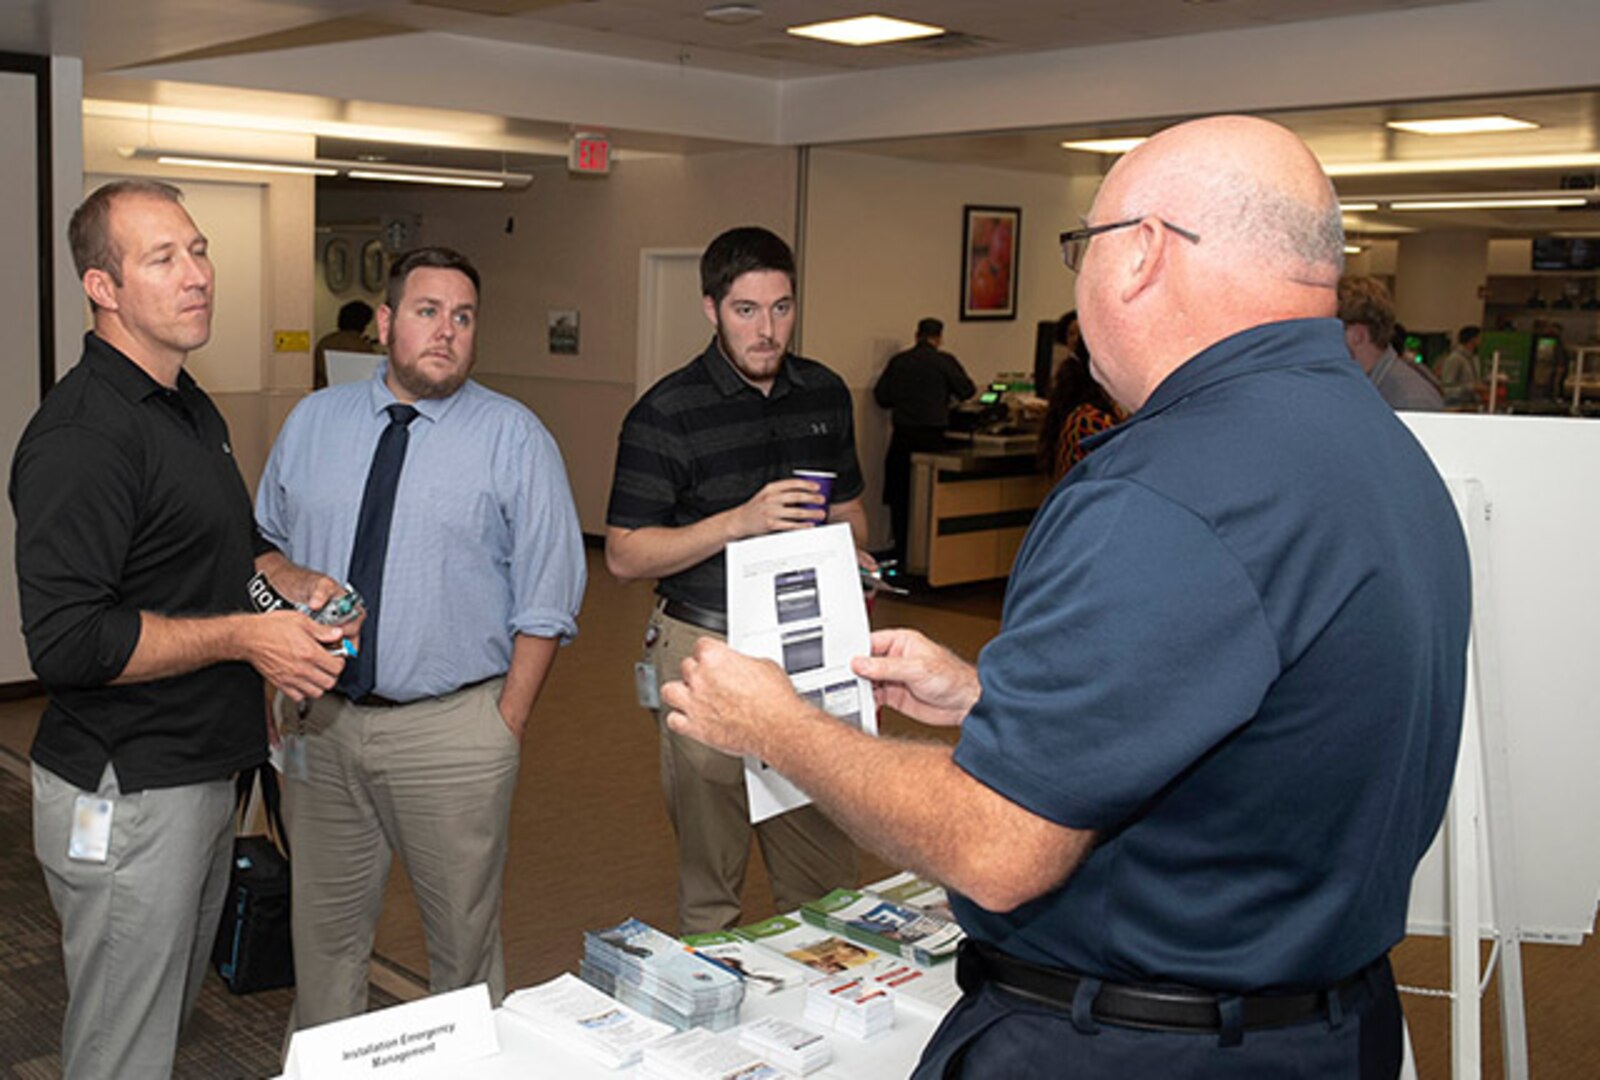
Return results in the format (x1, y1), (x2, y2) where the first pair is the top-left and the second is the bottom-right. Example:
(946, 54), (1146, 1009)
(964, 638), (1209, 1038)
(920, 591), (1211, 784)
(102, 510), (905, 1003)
(256, 246), (585, 1030)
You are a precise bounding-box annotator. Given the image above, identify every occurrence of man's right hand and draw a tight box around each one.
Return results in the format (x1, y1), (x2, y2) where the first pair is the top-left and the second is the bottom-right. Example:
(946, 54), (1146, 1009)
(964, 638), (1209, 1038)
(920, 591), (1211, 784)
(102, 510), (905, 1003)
(239, 611), (346, 702)
(851, 628), (981, 728)
(731, 478), (827, 538)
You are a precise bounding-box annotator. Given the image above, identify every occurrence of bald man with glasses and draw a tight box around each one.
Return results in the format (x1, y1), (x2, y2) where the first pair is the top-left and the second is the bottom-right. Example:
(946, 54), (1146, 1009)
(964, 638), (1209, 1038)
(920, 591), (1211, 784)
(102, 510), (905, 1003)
(661, 115), (1470, 1079)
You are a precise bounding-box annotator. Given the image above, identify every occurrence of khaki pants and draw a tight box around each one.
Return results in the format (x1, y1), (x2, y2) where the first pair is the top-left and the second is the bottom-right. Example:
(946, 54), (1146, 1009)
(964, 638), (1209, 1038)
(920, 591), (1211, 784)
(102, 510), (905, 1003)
(647, 604), (857, 934)
(283, 679), (518, 1030)
(33, 762), (234, 1080)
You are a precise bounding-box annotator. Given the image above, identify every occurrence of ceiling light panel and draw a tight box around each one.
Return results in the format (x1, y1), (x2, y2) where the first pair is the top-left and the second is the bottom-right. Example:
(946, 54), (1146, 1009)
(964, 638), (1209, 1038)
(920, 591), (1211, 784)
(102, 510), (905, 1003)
(1060, 137), (1146, 154)
(1390, 197), (1589, 211)
(786, 15), (944, 47)
(1386, 115), (1540, 136)
(1324, 152), (1600, 178)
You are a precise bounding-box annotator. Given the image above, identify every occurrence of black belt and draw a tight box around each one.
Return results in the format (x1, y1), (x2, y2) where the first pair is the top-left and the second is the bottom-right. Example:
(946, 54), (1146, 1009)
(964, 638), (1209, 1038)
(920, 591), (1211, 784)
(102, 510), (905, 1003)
(958, 939), (1375, 1034)
(342, 676), (495, 709)
(660, 598), (727, 635)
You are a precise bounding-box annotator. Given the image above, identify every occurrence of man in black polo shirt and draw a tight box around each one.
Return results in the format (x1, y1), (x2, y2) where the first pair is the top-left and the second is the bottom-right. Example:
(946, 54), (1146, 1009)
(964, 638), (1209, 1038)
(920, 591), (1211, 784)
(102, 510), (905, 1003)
(873, 317), (975, 565)
(606, 225), (869, 933)
(9, 179), (349, 1079)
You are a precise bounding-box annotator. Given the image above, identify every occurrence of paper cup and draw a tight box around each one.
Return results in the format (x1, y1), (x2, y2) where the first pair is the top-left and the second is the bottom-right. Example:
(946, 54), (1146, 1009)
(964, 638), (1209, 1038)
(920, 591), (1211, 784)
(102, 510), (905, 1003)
(794, 469), (836, 505)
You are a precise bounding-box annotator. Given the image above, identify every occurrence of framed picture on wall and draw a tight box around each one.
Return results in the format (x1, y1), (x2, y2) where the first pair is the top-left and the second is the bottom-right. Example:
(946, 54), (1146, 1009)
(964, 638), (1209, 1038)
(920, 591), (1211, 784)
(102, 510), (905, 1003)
(548, 309), (580, 355)
(360, 239), (387, 293)
(960, 205), (1020, 321)
(323, 238), (352, 293)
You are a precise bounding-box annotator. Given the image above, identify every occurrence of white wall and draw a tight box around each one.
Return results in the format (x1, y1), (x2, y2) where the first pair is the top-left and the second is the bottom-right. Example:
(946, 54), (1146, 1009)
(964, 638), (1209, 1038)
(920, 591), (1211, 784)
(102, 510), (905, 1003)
(802, 149), (1098, 547)
(316, 147), (800, 534)
(1394, 231), (1491, 337)
(0, 66), (44, 683)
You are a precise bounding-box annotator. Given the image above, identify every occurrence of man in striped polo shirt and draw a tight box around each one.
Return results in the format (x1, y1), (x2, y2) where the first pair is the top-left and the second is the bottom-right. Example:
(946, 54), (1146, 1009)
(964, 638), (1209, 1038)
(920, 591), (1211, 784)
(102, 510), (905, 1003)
(606, 225), (871, 933)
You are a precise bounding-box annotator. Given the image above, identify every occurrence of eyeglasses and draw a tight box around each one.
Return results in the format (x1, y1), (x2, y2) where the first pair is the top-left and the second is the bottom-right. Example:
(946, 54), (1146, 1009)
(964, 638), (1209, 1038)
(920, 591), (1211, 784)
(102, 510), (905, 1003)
(1059, 217), (1201, 272)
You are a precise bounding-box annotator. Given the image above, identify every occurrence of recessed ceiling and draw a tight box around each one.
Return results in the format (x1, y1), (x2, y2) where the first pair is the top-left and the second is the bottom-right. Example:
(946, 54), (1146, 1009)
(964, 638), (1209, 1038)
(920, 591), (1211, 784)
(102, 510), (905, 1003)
(10, 0), (1597, 234)
(0, 0), (1468, 80)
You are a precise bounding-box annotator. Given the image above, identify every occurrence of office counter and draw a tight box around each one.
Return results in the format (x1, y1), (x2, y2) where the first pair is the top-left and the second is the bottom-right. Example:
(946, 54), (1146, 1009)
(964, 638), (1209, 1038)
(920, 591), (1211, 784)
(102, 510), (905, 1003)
(907, 436), (1051, 587)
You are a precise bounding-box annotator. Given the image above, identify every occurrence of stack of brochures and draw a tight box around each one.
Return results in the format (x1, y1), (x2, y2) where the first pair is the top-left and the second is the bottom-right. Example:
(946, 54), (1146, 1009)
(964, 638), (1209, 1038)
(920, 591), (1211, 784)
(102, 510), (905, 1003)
(680, 930), (811, 995)
(501, 973), (674, 1069)
(799, 887), (964, 965)
(640, 1027), (784, 1080)
(582, 917), (745, 1032)
(737, 1016), (832, 1076)
(732, 914), (963, 1019)
(804, 974), (894, 1040)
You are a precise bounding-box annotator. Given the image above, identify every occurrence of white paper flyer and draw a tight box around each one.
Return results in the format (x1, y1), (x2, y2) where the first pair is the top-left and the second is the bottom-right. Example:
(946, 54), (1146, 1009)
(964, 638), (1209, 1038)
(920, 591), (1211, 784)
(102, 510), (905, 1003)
(725, 522), (877, 823)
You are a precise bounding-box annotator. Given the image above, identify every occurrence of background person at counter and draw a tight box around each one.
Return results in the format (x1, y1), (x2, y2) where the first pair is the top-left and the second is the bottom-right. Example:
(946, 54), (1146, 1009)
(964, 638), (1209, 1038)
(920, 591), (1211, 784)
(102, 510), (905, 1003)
(660, 114), (1470, 1079)
(1036, 310), (1121, 483)
(873, 317), (975, 565)
(1338, 276), (1444, 411)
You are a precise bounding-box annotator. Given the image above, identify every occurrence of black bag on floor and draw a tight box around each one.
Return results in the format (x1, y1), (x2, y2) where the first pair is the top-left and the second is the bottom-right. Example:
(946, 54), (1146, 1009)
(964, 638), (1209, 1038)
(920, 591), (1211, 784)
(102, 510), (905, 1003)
(211, 764), (295, 994)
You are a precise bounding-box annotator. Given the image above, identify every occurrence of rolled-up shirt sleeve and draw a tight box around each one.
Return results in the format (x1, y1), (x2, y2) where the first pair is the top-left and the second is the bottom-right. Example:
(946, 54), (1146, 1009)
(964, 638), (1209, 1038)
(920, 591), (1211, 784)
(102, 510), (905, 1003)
(505, 422), (586, 643)
(10, 424), (144, 687)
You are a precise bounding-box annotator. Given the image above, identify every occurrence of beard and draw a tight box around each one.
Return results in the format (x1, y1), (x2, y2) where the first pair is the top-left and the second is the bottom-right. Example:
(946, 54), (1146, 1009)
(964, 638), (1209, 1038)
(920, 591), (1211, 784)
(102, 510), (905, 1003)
(389, 352), (473, 400)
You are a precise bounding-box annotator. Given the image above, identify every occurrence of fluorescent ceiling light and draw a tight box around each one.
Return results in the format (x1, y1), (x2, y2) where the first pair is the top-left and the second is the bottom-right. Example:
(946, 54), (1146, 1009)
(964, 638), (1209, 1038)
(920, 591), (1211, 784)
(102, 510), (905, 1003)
(1343, 245), (1366, 255)
(152, 154), (336, 177)
(1385, 115), (1539, 136)
(120, 147), (530, 189)
(786, 14), (943, 46)
(1390, 197), (1588, 211)
(346, 170), (505, 189)
(1339, 202), (1380, 213)
(1060, 137), (1146, 155)
(88, 98), (572, 159)
(1324, 152), (1600, 178)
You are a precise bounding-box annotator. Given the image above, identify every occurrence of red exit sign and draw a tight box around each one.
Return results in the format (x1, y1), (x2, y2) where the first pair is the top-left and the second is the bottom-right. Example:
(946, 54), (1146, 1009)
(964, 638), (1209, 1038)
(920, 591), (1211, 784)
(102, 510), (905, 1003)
(569, 132), (610, 175)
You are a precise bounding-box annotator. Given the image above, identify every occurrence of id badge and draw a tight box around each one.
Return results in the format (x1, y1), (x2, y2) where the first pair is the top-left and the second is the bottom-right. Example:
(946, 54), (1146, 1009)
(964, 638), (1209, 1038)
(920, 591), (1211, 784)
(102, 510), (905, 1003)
(634, 660), (661, 711)
(68, 794), (113, 863)
(281, 732), (309, 782)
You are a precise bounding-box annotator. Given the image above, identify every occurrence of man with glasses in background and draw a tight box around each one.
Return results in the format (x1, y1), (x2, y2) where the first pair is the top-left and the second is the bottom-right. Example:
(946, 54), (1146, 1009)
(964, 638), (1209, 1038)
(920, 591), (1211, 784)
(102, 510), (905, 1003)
(660, 116), (1470, 1078)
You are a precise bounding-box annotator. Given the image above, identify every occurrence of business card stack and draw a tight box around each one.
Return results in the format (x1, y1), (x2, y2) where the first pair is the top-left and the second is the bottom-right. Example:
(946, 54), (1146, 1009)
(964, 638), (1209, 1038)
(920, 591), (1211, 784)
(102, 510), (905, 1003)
(501, 973), (674, 1070)
(582, 917), (745, 1032)
(640, 1027), (783, 1080)
(803, 974), (894, 1040)
(737, 1016), (833, 1076)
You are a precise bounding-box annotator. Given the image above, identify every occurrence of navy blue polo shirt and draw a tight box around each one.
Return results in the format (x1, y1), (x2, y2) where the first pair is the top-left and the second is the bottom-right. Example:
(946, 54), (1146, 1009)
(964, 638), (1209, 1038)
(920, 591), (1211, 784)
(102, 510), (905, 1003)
(951, 318), (1470, 993)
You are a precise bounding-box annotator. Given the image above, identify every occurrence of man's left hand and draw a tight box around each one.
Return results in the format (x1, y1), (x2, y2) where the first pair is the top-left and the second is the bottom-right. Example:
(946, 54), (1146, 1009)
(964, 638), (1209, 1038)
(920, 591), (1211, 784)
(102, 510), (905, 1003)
(663, 638), (800, 759)
(260, 554), (342, 611)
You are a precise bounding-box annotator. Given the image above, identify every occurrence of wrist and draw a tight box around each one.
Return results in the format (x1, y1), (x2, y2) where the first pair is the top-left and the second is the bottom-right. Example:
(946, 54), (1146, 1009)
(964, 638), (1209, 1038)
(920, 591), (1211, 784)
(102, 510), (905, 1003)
(221, 613), (256, 664)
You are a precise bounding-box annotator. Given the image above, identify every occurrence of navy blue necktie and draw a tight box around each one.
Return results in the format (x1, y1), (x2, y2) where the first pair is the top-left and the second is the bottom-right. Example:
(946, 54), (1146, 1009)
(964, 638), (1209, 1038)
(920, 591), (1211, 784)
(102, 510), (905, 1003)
(338, 403), (419, 700)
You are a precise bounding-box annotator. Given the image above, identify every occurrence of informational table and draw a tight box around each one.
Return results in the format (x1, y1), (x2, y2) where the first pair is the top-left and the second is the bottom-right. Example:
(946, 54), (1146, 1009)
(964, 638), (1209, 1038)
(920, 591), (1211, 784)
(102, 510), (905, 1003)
(406, 963), (951, 1078)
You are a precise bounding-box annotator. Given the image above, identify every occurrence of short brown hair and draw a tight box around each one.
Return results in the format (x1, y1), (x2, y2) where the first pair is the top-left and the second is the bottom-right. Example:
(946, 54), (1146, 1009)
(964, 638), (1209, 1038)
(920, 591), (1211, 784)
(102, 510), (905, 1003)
(1337, 276), (1396, 349)
(386, 246), (481, 310)
(69, 179), (185, 285)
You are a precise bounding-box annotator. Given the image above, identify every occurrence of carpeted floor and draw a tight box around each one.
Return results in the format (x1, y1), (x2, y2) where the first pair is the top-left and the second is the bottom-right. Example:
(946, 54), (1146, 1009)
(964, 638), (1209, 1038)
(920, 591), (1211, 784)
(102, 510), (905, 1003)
(0, 754), (397, 1079)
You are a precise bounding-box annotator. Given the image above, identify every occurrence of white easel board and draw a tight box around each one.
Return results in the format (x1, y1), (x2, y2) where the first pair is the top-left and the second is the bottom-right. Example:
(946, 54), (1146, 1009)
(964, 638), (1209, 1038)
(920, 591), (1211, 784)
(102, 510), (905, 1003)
(1401, 414), (1600, 943)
